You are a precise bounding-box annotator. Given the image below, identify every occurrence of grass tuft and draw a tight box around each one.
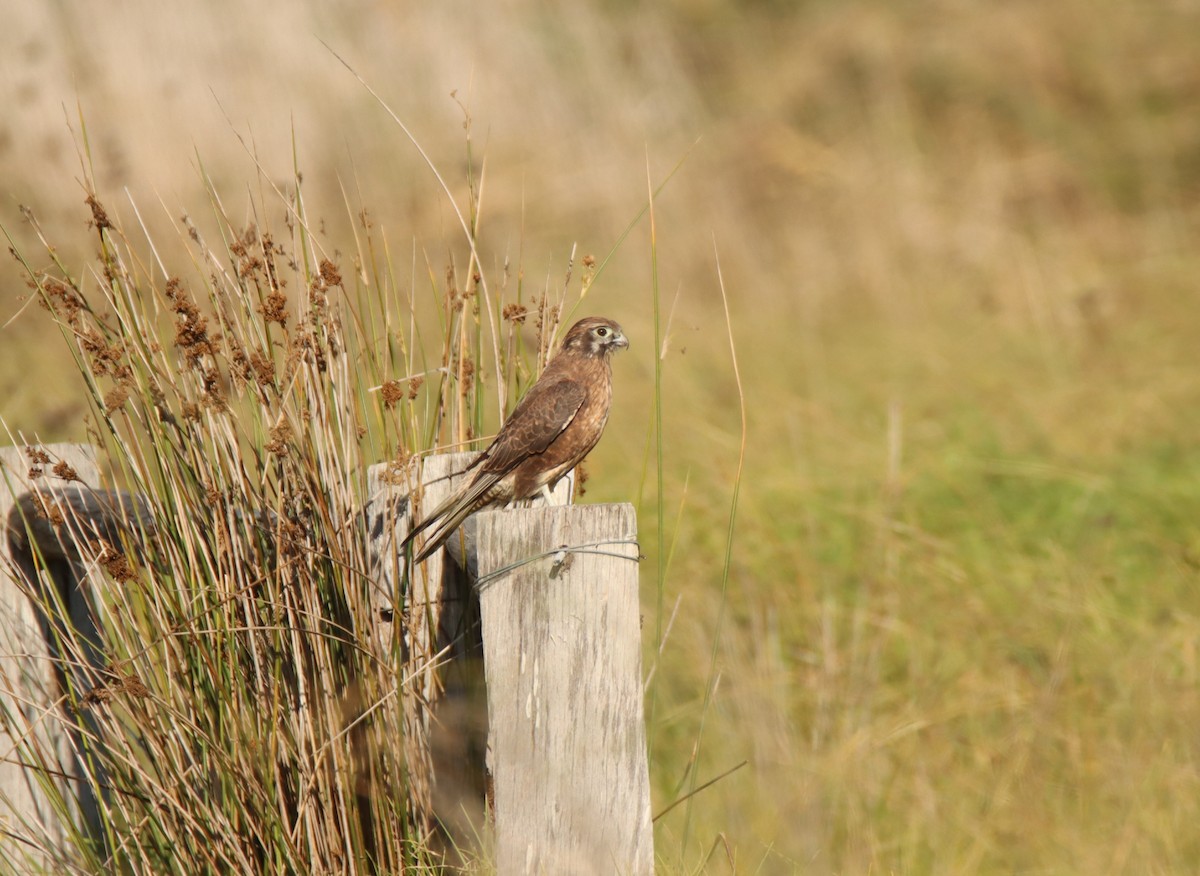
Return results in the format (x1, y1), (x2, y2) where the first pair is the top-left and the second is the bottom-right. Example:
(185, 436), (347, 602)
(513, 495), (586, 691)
(0, 131), (596, 872)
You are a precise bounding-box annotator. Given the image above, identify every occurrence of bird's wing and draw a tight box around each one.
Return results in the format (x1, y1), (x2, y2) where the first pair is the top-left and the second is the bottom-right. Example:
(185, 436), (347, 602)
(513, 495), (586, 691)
(479, 375), (587, 474)
(401, 376), (586, 555)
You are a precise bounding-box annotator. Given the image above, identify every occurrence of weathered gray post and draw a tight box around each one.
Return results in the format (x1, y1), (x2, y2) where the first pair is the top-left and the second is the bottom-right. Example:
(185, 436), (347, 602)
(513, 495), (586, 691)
(0, 443), (99, 869)
(473, 502), (653, 875)
(365, 451), (473, 823)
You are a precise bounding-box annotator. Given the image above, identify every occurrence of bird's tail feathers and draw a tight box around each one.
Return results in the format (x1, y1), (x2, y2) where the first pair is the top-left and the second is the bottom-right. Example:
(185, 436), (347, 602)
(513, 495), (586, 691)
(411, 500), (479, 564)
(406, 472), (506, 563)
(401, 487), (460, 550)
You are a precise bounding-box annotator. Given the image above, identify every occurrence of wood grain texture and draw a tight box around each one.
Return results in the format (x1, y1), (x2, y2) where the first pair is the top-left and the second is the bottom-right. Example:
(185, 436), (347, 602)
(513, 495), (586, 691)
(475, 502), (653, 876)
(0, 443), (100, 868)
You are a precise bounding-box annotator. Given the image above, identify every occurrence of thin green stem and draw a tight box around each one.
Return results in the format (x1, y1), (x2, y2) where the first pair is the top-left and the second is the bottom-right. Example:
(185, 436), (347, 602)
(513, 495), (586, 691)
(680, 239), (746, 856)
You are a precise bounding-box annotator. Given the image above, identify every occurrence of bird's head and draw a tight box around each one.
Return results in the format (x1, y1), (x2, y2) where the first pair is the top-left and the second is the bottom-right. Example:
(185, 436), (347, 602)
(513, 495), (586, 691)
(560, 317), (629, 358)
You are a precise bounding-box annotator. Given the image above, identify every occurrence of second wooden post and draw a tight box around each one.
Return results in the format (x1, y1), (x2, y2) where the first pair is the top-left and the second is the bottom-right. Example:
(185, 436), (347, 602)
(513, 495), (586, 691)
(472, 502), (653, 875)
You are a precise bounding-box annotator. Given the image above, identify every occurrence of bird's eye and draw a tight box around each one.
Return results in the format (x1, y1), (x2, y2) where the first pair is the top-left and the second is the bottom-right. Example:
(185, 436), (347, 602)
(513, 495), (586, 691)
(596, 327), (608, 337)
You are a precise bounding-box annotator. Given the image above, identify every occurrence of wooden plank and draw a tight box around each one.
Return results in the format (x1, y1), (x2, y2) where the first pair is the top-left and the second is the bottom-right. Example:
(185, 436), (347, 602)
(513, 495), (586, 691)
(0, 443), (100, 868)
(474, 502), (653, 876)
(7, 487), (153, 563)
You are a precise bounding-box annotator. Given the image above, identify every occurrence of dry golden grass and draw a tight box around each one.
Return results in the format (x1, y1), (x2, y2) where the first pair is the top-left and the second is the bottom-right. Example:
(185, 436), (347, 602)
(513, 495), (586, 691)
(4, 0), (1200, 873)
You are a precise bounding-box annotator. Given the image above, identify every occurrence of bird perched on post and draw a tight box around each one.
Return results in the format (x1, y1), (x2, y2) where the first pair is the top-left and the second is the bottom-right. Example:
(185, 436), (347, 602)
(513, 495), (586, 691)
(403, 316), (629, 564)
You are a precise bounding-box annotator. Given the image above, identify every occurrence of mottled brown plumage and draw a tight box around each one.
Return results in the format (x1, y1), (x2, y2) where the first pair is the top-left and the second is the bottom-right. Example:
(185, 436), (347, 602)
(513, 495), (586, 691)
(404, 316), (629, 563)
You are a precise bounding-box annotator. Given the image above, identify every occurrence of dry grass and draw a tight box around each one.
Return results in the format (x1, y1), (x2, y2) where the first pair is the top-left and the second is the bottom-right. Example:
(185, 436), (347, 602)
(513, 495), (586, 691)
(1, 155), (585, 870)
(3, 0), (1200, 873)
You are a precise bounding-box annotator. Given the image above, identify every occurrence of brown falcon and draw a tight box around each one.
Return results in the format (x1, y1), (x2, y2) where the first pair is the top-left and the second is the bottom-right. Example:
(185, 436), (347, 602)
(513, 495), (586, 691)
(403, 316), (629, 563)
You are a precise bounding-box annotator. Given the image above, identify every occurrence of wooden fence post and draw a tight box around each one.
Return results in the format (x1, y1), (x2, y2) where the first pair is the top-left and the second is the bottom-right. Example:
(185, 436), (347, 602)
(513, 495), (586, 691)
(0, 443), (100, 868)
(473, 502), (653, 875)
(364, 452), (472, 827)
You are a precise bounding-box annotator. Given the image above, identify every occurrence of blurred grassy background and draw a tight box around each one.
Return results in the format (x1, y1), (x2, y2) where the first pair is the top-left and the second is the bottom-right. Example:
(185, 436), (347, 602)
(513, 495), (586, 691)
(3, 0), (1200, 872)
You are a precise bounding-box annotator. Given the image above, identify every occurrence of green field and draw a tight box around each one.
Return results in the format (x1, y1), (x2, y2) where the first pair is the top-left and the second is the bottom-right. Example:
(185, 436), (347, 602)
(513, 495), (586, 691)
(3, 1), (1199, 872)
